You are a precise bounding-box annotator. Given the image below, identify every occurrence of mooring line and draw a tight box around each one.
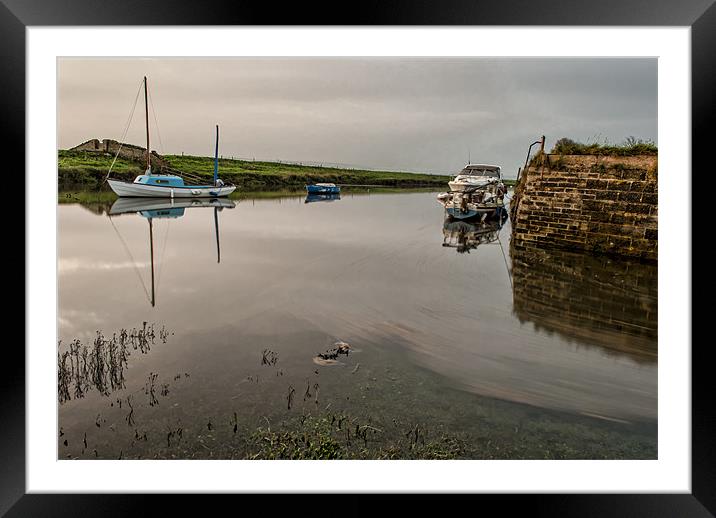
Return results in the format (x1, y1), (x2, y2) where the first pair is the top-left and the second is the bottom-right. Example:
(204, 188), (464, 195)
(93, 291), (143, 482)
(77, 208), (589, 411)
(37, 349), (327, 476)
(496, 222), (513, 290)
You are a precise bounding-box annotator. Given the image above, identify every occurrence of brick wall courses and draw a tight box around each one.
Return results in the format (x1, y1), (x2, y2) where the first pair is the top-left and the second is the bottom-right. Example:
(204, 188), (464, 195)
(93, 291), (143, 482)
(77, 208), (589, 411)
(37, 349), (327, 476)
(511, 154), (657, 261)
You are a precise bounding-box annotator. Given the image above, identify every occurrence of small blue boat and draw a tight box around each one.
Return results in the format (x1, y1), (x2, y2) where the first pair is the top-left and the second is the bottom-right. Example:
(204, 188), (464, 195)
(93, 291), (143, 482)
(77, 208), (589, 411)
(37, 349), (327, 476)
(306, 183), (340, 194)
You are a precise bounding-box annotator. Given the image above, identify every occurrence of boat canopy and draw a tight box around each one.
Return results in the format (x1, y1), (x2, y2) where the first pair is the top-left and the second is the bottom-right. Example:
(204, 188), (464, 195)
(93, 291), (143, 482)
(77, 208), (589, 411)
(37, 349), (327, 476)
(134, 174), (186, 187)
(459, 164), (501, 177)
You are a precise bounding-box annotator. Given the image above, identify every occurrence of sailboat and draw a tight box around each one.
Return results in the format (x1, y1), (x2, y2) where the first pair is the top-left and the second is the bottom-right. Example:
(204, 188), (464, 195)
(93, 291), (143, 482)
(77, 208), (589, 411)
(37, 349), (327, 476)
(107, 77), (236, 198)
(108, 197), (236, 306)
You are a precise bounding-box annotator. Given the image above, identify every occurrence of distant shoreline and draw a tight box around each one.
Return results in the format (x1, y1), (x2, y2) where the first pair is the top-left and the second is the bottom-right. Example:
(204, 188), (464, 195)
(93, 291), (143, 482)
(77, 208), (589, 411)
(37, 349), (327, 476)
(58, 149), (495, 190)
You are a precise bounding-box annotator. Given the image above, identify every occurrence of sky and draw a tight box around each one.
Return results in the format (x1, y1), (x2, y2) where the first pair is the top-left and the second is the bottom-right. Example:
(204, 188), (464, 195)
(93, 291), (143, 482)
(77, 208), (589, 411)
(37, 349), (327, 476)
(58, 57), (657, 179)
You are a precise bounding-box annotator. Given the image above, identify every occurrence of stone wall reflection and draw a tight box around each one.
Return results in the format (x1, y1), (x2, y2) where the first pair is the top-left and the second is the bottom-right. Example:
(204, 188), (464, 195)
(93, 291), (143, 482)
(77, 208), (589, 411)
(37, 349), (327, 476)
(510, 244), (657, 364)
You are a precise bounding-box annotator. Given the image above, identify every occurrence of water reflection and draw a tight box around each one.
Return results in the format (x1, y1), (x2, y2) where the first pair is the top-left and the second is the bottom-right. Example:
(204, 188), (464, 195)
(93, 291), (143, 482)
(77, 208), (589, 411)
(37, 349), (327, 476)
(510, 244), (657, 364)
(305, 193), (341, 203)
(59, 191), (657, 445)
(108, 197), (236, 217)
(108, 198), (236, 306)
(441, 211), (508, 253)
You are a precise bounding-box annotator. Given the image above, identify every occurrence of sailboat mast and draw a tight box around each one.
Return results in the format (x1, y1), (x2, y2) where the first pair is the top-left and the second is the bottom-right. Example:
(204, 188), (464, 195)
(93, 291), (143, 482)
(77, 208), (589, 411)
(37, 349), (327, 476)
(144, 76), (150, 173)
(214, 124), (219, 186)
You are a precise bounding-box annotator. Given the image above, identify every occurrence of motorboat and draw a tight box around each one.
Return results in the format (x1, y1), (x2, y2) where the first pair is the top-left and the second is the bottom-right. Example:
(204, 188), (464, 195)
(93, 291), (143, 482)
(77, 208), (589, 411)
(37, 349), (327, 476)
(447, 164), (502, 193)
(438, 163), (507, 220)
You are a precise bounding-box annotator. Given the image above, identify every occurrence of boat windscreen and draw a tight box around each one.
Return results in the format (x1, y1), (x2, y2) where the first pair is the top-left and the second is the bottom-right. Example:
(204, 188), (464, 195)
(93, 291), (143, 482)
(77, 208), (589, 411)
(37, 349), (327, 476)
(461, 166), (500, 177)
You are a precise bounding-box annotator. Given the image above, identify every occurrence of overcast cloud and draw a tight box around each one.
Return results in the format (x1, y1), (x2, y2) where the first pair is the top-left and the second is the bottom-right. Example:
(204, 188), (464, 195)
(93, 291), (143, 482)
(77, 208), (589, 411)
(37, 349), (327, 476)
(58, 57), (657, 178)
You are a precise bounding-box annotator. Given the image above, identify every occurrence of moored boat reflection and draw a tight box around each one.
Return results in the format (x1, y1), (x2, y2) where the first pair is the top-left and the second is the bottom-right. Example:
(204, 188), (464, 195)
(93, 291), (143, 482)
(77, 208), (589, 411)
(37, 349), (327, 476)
(441, 211), (507, 253)
(109, 197), (236, 217)
(304, 193), (341, 204)
(107, 197), (236, 306)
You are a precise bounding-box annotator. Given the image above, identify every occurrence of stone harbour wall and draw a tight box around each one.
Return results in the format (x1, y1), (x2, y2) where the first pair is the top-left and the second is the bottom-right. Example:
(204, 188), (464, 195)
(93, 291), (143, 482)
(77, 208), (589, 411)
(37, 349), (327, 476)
(510, 154), (658, 261)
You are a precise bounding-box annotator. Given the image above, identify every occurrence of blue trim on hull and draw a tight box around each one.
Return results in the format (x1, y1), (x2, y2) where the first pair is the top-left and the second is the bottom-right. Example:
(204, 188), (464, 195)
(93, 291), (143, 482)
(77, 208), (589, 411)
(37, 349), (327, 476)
(446, 207), (479, 220)
(132, 176), (216, 189)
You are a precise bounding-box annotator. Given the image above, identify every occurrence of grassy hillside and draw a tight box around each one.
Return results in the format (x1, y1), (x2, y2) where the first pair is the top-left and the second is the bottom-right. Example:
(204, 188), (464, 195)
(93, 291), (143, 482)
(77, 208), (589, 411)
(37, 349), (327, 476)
(163, 155), (449, 185)
(58, 150), (144, 188)
(58, 150), (142, 172)
(57, 150), (452, 189)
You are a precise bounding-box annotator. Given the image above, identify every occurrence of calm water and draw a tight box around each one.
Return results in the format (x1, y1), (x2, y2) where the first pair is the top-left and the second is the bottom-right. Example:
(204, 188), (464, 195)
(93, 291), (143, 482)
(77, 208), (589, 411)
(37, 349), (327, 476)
(58, 191), (657, 459)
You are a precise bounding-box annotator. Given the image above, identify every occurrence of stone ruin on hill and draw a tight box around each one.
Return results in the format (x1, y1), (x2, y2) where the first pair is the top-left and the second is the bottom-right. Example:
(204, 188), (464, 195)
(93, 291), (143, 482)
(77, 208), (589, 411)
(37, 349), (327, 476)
(70, 139), (168, 170)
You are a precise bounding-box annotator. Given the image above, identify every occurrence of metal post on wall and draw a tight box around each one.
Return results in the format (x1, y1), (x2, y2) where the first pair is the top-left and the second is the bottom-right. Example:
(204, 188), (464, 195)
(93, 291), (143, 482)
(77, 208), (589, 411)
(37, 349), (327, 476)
(519, 137), (544, 182)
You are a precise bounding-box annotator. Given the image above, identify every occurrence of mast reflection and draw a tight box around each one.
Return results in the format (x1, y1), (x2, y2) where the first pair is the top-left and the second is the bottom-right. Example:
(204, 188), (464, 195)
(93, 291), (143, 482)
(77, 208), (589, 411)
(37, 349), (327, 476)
(108, 198), (236, 307)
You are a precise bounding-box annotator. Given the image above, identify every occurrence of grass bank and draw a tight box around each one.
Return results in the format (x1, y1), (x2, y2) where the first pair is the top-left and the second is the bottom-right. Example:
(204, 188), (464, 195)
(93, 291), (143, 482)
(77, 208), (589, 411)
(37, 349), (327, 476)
(550, 137), (657, 156)
(58, 151), (144, 189)
(58, 150), (452, 190)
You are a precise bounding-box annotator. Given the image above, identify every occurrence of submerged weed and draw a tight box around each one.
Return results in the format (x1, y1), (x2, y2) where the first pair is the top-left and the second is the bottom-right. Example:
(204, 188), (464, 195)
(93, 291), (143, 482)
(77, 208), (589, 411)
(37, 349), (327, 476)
(246, 413), (463, 460)
(57, 323), (170, 404)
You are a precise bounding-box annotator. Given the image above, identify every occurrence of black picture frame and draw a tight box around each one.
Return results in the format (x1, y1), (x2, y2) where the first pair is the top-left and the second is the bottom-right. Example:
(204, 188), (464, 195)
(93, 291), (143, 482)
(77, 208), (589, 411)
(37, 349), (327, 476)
(7, 0), (713, 514)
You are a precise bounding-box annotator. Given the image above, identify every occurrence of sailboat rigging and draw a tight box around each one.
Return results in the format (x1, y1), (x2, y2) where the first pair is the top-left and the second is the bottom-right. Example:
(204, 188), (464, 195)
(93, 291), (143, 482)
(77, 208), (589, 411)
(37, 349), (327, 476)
(107, 77), (236, 198)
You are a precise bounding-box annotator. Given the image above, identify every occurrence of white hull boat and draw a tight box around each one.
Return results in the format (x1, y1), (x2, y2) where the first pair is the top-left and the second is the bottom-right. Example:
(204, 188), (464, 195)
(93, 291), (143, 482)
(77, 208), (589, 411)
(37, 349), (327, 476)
(438, 163), (507, 220)
(108, 179), (236, 198)
(447, 164), (502, 192)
